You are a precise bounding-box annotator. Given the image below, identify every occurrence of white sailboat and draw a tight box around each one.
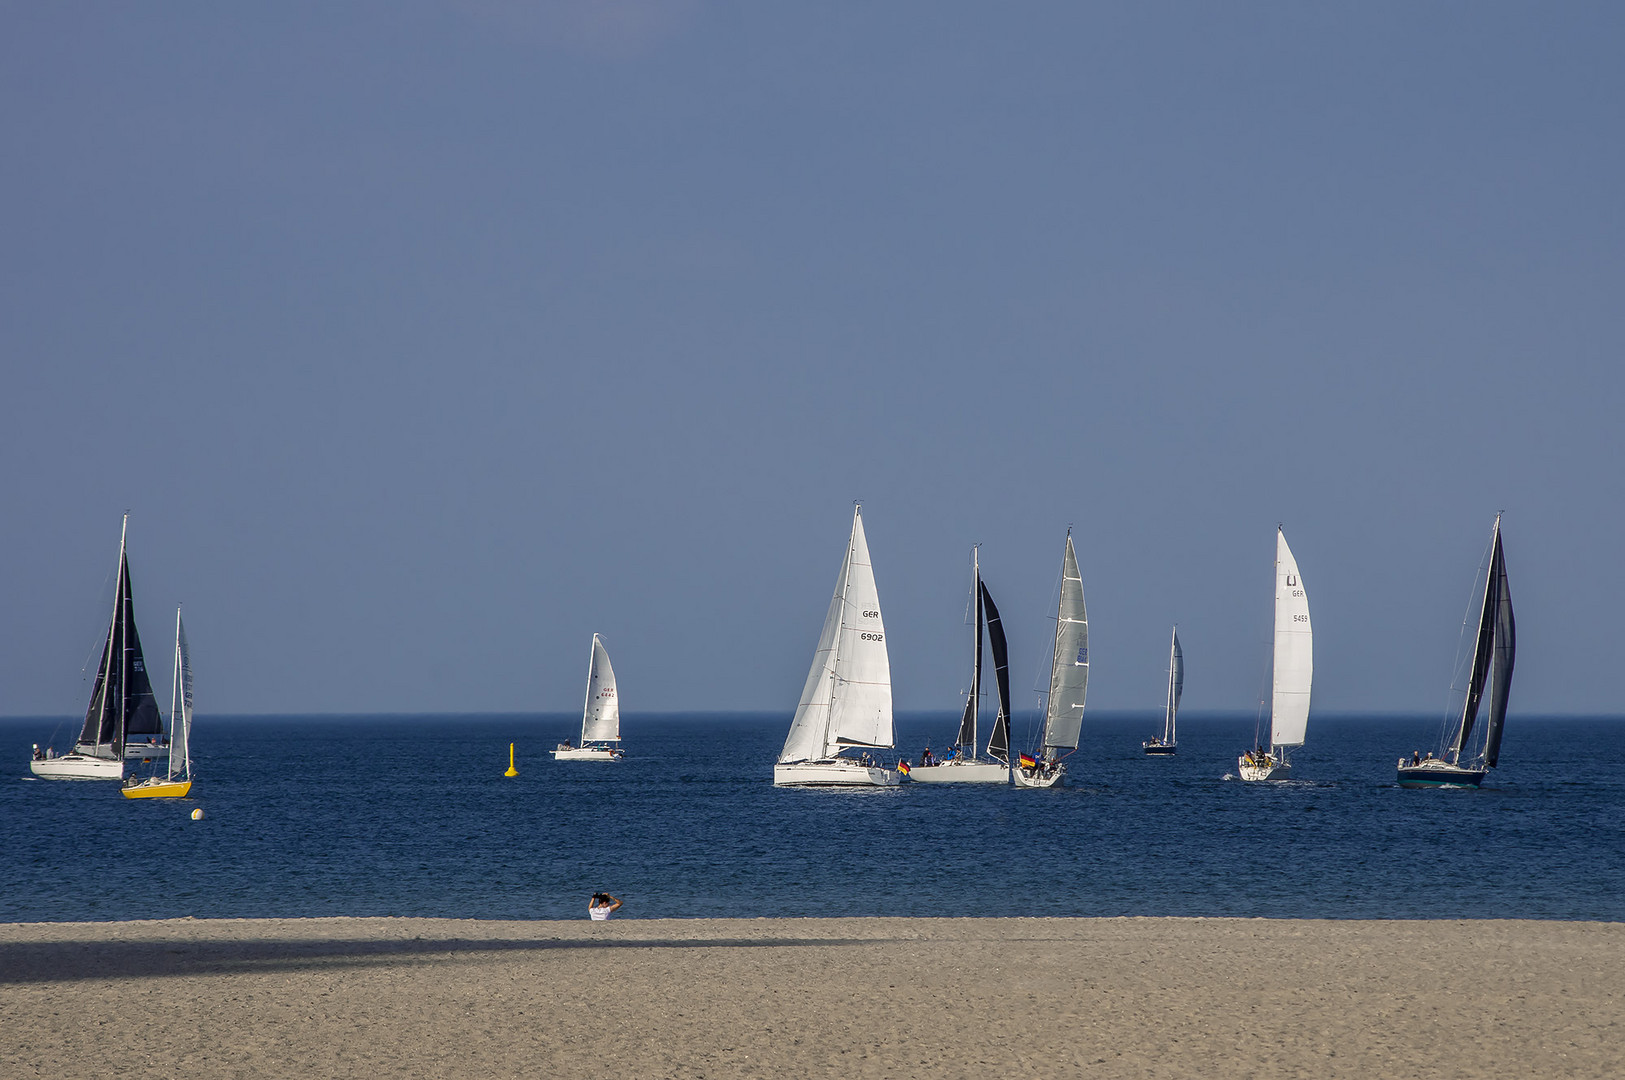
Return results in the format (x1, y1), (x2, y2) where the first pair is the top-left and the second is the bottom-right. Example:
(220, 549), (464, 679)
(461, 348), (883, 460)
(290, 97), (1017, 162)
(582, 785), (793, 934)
(908, 548), (1011, 784)
(1238, 527), (1312, 781)
(1143, 626), (1182, 755)
(1014, 530), (1088, 788)
(124, 609), (194, 799)
(554, 634), (626, 761)
(31, 515), (165, 781)
(1397, 516), (1514, 788)
(774, 505), (899, 787)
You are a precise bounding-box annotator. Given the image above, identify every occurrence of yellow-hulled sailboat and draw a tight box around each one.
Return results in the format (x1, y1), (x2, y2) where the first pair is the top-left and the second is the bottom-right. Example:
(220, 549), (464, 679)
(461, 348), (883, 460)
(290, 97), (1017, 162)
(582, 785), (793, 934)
(124, 608), (194, 799)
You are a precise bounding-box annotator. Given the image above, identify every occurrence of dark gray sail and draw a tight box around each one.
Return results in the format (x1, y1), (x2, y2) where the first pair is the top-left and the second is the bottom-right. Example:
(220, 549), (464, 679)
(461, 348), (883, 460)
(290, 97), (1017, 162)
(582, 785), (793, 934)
(1452, 520), (1513, 766)
(980, 580), (1011, 765)
(955, 573), (983, 751)
(76, 546), (162, 758)
(1164, 628), (1184, 744)
(1480, 526), (1515, 768)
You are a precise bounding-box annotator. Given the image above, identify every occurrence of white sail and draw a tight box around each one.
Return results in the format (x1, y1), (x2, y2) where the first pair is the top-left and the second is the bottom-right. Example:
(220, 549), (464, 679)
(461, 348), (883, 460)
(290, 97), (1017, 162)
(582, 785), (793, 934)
(1164, 626), (1183, 744)
(779, 506), (892, 762)
(170, 610), (193, 781)
(580, 634), (620, 743)
(1270, 528), (1312, 748)
(1042, 533), (1088, 753)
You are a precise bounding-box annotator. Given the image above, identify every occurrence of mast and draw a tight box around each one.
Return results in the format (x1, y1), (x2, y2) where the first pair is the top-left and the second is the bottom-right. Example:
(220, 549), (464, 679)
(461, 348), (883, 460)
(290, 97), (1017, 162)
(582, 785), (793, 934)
(955, 547), (982, 754)
(168, 608), (181, 781)
(580, 634), (597, 744)
(820, 510), (860, 757)
(115, 514), (129, 761)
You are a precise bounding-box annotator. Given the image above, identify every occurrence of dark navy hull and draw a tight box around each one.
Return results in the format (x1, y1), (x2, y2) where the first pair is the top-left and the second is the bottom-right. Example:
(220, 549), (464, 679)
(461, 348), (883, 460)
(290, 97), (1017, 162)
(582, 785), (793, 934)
(1397, 763), (1486, 788)
(1143, 743), (1176, 756)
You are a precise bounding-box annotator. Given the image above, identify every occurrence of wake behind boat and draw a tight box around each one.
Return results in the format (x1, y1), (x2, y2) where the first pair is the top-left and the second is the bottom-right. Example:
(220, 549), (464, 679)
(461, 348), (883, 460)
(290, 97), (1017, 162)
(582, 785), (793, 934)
(554, 634), (625, 761)
(1397, 516), (1515, 789)
(774, 505), (900, 787)
(124, 608), (195, 799)
(1143, 626), (1183, 756)
(908, 548), (1010, 784)
(31, 515), (165, 781)
(1238, 527), (1312, 781)
(1014, 530), (1088, 789)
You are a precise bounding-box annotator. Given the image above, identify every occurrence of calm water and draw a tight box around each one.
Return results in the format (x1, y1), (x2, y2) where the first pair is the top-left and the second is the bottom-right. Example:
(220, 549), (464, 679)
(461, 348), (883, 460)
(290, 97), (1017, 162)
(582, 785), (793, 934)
(3, 713), (1622, 922)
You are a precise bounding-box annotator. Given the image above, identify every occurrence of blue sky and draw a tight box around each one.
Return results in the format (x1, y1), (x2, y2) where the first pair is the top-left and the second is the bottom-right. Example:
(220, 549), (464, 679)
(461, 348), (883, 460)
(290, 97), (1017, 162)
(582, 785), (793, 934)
(2, 2), (1621, 718)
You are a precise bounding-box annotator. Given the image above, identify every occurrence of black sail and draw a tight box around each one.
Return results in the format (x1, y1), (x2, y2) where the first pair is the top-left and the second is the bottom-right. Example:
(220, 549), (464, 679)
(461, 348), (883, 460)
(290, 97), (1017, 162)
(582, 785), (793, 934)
(955, 572), (983, 750)
(1452, 530), (1503, 760)
(1481, 528), (1515, 768)
(980, 580), (1011, 765)
(76, 547), (162, 757)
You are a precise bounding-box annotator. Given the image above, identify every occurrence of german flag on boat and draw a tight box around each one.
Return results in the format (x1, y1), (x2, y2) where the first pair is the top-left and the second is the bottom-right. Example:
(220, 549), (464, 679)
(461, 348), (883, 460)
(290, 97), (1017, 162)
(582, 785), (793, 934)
(897, 760), (911, 776)
(1018, 753), (1039, 770)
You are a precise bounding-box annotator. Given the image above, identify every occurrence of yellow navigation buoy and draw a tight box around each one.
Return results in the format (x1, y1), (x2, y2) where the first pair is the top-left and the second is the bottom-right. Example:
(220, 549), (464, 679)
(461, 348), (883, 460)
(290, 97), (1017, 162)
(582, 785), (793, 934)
(190, 808), (204, 820)
(504, 742), (519, 778)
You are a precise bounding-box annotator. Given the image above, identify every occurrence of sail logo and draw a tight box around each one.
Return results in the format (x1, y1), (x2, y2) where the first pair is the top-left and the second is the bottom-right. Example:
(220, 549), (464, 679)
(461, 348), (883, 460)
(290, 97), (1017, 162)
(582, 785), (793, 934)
(1075, 647), (1088, 666)
(1286, 573), (1298, 587)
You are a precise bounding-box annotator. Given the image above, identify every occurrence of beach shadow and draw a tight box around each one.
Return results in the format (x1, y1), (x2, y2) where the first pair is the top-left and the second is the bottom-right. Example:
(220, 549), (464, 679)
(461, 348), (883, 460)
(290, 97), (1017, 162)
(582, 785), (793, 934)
(0, 935), (878, 985)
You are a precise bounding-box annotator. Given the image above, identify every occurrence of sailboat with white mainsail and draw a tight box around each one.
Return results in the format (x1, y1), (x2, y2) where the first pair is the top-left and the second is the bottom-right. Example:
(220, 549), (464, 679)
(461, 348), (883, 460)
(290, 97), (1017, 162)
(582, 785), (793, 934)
(1397, 516), (1515, 789)
(30, 515), (165, 781)
(1143, 627), (1182, 755)
(774, 505), (899, 787)
(908, 547), (1011, 783)
(1014, 530), (1088, 788)
(1238, 527), (1312, 781)
(124, 609), (194, 799)
(554, 634), (626, 760)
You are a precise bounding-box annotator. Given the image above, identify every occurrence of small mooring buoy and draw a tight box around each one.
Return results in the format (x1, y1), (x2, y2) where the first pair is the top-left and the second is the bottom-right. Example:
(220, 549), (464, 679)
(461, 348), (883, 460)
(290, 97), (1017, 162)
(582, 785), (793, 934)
(190, 808), (204, 821)
(504, 742), (519, 778)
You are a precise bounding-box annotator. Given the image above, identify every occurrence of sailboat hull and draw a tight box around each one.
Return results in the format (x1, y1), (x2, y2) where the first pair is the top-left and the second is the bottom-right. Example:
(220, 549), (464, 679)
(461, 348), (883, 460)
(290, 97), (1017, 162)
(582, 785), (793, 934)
(1012, 762), (1065, 788)
(1397, 762), (1485, 788)
(553, 746), (625, 761)
(1238, 757), (1291, 781)
(906, 760), (1009, 784)
(30, 754), (123, 780)
(1143, 742), (1176, 756)
(124, 741), (170, 759)
(122, 777), (193, 798)
(774, 760), (900, 787)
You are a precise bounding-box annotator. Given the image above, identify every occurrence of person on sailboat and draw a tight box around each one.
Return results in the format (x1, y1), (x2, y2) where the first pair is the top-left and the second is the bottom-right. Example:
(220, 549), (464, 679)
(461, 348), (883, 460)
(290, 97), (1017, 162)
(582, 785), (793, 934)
(589, 893), (622, 921)
(920, 747), (934, 767)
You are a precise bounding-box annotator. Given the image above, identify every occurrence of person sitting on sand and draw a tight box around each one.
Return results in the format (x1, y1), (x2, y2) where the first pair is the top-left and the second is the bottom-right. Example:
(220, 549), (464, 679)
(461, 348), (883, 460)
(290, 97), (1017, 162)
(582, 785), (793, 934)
(589, 892), (622, 921)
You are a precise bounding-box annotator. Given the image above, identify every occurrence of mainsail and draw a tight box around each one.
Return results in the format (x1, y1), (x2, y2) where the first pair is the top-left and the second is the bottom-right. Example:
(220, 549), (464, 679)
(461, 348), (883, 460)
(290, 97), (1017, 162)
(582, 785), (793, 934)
(955, 557), (983, 751)
(169, 610), (193, 781)
(780, 506), (893, 762)
(1453, 518), (1515, 767)
(77, 520), (162, 759)
(1270, 528), (1312, 748)
(981, 580), (1011, 765)
(1164, 627), (1183, 744)
(581, 634), (620, 743)
(1041, 532), (1088, 756)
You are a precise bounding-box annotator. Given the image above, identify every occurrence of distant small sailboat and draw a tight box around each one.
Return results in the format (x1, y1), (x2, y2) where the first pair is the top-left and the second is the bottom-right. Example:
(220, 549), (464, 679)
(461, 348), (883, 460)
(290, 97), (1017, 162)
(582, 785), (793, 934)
(1014, 530), (1087, 789)
(1143, 627), (1182, 755)
(31, 515), (164, 781)
(774, 505), (899, 787)
(1238, 527), (1312, 781)
(554, 634), (626, 761)
(909, 548), (1010, 784)
(1398, 516), (1515, 789)
(124, 609), (194, 799)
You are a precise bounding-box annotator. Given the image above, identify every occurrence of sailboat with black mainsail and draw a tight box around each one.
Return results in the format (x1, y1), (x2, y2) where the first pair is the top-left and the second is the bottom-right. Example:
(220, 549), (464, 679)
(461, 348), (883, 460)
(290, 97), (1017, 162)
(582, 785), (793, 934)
(31, 515), (165, 781)
(1238, 527), (1312, 781)
(909, 547), (1011, 783)
(1143, 626), (1182, 755)
(554, 634), (626, 760)
(1014, 530), (1088, 788)
(774, 504), (900, 787)
(1397, 516), (1515, 789)
(124, 608), (194, 798)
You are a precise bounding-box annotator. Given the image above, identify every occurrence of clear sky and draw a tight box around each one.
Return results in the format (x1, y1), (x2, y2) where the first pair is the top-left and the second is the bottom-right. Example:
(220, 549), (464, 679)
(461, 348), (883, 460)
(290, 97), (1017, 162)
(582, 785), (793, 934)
(3, 2), (1621, 719)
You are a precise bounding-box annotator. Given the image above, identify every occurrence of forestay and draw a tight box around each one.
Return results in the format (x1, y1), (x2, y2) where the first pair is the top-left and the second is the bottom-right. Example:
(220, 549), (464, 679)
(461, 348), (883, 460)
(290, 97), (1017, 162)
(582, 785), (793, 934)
(581, 634), (621, 743)
(1042, 533), (1088, 754)
(1270, 528), (1312, 748)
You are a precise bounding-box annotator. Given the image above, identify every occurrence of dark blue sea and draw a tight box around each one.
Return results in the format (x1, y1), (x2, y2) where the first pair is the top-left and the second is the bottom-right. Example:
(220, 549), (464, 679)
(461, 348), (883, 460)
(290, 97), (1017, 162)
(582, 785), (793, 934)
(4, 713), (1622, 923)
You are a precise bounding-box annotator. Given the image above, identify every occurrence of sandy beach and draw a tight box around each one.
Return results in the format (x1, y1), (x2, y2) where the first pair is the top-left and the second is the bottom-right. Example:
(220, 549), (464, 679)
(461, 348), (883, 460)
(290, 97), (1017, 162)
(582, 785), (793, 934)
(2, 916), (1620, 1078)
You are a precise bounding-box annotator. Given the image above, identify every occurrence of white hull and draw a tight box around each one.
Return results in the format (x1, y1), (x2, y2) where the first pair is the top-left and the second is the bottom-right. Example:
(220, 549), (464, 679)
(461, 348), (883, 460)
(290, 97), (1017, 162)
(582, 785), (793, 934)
(774, 760), (899, 787)
(1238, 757), (1292, 781)
(554, 745), (624, 761)
(906, 759), (1009, 784)
(30, 754), (123, 780)
(1013, 761), (1065, 788)
(125, 742), (170, 759)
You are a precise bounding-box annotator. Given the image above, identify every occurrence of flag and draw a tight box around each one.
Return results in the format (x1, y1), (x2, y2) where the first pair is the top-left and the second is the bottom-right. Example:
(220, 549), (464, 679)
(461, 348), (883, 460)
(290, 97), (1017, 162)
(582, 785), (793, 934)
(1018, 753), (1038, 770)
(897, 760), (911, 776)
